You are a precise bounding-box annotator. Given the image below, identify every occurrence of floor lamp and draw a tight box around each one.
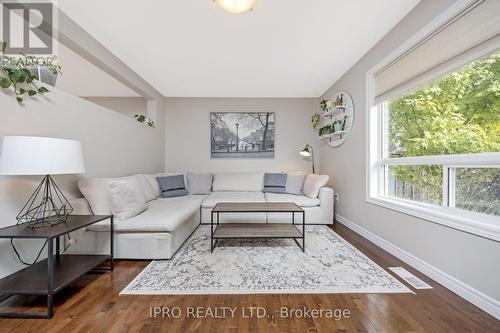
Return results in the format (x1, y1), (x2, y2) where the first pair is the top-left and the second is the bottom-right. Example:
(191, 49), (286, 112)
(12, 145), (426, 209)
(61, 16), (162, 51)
(300, 144), (315, 174)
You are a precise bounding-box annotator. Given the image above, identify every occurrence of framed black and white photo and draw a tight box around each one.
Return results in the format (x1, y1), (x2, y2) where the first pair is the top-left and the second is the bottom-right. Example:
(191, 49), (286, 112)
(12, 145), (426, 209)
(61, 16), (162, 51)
(210, 112), (275, 159)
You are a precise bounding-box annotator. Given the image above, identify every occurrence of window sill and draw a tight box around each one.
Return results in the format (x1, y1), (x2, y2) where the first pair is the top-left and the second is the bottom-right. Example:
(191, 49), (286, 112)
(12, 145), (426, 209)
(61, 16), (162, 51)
(366, 195), (500, 242)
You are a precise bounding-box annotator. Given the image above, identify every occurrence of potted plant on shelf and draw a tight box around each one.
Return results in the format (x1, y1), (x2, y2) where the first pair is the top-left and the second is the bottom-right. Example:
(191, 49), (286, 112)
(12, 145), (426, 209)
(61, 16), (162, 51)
(334, 95), (344, 107)
(333, 120), (344, 132)
(320, 99), (327, 111)
(0, 41), (60, 103)
(319, 124), (333, 136)
(320, 99), (334, 112)
(25, 55), (62, 86)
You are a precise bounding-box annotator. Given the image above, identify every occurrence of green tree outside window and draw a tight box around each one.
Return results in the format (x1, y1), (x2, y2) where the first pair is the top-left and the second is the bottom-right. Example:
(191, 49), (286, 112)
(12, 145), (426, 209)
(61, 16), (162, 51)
(387, 51), (499, 216)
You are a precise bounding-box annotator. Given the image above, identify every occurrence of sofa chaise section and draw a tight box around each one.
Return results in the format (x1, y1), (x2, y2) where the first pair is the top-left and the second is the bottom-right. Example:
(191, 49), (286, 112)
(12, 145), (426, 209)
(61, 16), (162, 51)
(68, 174), (204, 259)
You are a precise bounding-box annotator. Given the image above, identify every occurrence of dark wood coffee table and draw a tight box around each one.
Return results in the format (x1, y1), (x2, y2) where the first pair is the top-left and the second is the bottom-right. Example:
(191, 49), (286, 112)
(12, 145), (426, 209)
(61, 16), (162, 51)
(210, 202), (305, 252)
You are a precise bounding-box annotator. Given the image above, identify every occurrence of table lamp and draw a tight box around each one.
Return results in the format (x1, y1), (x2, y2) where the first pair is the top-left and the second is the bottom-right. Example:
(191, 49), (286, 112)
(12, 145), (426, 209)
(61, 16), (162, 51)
(0, 136), (86, 228)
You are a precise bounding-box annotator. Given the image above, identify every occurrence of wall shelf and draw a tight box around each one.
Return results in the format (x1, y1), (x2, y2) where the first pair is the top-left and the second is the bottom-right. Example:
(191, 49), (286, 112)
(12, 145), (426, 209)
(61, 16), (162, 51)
(320, 131), (348, 140)
(322, 107), (346, 118)
(318, 92), (354, 148)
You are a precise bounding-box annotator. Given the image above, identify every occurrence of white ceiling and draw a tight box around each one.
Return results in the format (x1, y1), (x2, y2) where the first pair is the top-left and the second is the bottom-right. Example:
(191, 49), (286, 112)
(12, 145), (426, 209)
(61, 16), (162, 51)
(58, 0), (420, 97)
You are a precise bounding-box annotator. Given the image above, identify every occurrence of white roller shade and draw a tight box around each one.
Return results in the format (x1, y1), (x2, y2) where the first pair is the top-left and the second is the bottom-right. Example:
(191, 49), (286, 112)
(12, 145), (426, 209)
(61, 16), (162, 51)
(374, 0), (500, 104)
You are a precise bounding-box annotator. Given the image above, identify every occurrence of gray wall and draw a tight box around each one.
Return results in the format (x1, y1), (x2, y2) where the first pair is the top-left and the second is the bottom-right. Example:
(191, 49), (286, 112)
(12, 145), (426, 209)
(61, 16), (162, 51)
(320, 0), (500, 303)
(83, 97), (147, 119)
(164, 98), (319, 174)
(0, 87), (164, 278)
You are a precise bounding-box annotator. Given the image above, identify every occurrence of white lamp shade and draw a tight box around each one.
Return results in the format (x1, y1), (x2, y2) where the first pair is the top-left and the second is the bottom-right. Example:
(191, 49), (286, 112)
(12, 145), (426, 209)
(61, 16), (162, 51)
(0, 136), (86, 175)
(300, 150), (311, 157)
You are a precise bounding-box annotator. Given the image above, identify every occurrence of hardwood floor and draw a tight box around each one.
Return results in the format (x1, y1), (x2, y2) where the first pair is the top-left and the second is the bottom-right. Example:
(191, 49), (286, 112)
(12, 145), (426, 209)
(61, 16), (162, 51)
(0, 223), (498, 332)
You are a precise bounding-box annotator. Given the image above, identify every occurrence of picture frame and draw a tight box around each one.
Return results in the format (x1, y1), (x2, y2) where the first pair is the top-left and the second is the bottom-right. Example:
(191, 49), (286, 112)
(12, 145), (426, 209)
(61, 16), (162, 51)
(210, 112), (275, 159)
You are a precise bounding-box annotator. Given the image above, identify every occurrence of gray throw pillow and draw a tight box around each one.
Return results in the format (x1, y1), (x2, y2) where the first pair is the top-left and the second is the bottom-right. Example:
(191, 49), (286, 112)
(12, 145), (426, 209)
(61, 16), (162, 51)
(157, 175), (188, 198)
(187, 172), (213, 195)
(263, 173), (287, 193)
(285, 171), (306, 195)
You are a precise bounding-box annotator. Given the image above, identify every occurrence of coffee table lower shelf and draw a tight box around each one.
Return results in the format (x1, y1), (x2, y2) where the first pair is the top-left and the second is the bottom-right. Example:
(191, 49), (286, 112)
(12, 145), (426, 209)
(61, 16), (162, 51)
(211, 223), (304, 251)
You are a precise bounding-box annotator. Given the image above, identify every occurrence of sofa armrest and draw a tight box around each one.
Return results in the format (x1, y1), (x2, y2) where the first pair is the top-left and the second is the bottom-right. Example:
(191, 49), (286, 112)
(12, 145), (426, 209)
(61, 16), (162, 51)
(70, 198), (93, 215)
(318, 187), (334, 224)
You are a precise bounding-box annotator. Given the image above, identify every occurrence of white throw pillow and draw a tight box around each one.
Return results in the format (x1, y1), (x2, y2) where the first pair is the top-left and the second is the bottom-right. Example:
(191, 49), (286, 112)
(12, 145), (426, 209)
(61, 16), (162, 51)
(78, 177), (123, 215)
(212, 172), (264, 192)
(134, 174), (157, 202)
(107, 179), (147, 220)
(78, 175), (150, 214)
(303, 174), (329, 198)
(285, 171), (306, 195)
(144, 173), (165, 198)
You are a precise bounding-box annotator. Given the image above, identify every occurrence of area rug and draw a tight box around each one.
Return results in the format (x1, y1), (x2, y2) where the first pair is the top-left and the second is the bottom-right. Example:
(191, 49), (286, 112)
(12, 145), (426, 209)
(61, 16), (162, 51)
(120, 225), (411, 295)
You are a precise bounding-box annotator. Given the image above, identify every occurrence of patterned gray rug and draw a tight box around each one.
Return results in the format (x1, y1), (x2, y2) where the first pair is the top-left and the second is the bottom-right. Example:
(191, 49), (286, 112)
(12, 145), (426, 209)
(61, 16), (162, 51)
(121, 225), (411, 295)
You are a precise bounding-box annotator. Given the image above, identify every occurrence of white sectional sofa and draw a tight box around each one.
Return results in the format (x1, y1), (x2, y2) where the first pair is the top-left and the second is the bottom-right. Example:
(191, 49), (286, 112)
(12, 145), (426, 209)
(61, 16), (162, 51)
(69, 172), (334, 259)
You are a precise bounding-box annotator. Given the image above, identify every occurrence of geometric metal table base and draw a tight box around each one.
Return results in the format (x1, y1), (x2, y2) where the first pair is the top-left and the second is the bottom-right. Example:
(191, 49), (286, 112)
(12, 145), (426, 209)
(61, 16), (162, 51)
(16, 175), (73, 229)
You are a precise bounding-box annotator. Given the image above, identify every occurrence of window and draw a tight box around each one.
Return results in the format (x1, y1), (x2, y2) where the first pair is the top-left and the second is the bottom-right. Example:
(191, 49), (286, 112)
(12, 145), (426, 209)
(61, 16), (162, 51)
(369, 51), (500, 238)
(381, 51), (499, 213)
(453, 167), (499, 216)
(366, 0), (500, 241)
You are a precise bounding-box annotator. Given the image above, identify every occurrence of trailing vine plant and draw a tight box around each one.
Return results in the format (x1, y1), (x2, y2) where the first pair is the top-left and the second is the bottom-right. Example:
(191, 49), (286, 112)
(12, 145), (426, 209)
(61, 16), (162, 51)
(134, 114), (155, 127)
(0, 40), (61, 103)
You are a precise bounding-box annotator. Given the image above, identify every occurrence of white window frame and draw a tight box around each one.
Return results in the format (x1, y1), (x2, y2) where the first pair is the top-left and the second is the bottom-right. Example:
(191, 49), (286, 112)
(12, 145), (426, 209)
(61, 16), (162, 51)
(366, 0), (500, 242)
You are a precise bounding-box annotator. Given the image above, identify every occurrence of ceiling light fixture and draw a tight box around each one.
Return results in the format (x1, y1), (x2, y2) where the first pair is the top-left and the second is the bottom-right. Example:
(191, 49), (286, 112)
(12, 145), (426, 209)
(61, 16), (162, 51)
(214, 0), (256, 14)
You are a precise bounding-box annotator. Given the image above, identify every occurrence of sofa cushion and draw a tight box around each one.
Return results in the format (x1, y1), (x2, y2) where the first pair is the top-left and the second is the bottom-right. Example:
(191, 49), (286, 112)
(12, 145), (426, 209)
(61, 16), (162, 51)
(285, 171), (306, 195)
(263, 173), (287, 193)
(303, 174), (329, 198)
(264, 193), (320, 207)
(145, 173), (164, 197)
(201, 191), (266, 208)
(87, 195), (206, 232)
(107, 179), (147, 220)
(69, 198), (93, 215)
(212, 172), (264, 192)
(78, 175), (152, 215)
(187, 172), (213, 195)
(134, 174), (157, 202)
(157, 175), (188, 198)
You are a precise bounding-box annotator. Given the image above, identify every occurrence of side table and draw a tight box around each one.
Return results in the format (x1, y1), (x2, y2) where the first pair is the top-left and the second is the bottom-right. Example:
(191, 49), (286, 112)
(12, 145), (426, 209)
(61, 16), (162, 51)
(0, 215), (113, 318)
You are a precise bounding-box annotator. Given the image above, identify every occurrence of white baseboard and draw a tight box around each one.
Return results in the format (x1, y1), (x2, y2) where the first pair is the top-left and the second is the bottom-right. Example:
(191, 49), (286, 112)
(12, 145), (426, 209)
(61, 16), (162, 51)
(335, 214), (500, 320)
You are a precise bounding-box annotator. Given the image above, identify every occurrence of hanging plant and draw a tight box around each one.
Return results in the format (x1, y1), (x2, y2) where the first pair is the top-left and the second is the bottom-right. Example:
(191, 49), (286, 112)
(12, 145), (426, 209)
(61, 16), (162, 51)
(311, 114), (320, 129)
(134, 114), (155, 128)
(0, 40), (61, 104)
